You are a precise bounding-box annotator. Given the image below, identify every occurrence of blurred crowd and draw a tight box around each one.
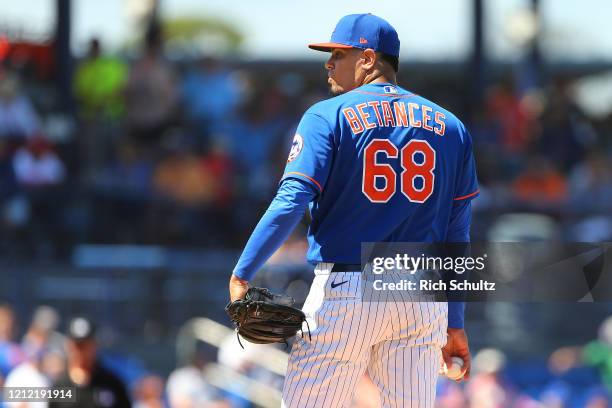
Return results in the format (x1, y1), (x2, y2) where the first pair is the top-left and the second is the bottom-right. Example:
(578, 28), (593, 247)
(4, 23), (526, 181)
(0, 23), (610, 259)
(469, 76), (612, 242)
(1, 303), (611, 408)
(0, 24), (312, 257)
(0, 303), (246, 408)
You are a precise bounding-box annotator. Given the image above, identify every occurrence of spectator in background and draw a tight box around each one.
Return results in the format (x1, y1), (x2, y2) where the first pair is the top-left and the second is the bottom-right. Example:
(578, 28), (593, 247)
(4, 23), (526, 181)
(91, 141), (153, 243)
(0, 304), (24, 378)
(0, 140), (19, 200)
(133, 375), (165, 408)
(166, 354), (217, 408)
(512, 156), (567, 209)
(11, 138), (66, 255)
(218, 334), (278, 407)
(152, 134), (234, 209)
(465, 349), (508, 408)
(583, 316), (612, 392)
(21, 306), (63, 355)
(0, 139), (23, 246)
(585, 392), (610, 408)
(74, 38), (127, 121)
(0, 70), (41, 141)
(94, 142), (153, 198)
(181, 56), (243, 139)
(195, 139), (235, 245)
(4, 306), (61, 408)
(218, 82), (290, 200)
(485, 80), (534, 155)
(536, 79), (596, 172)
(50, 317), (131, 408)
(435, 380), (468, 408)
(4, 344), (50, 408)
(199, 140), (234, 209)
(12, 137), (65, 188)
(568, 150), (612, 214)
(73, 38), (128, 176)
(150, 133), (233, 245)
(40, 348), (66, 385)
(153, 137), (215, 208)
(125, 23), (178, 147)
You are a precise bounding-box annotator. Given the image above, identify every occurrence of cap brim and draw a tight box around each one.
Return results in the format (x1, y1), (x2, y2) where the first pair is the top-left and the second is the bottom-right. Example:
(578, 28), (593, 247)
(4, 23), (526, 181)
(308, 42), (354, 52)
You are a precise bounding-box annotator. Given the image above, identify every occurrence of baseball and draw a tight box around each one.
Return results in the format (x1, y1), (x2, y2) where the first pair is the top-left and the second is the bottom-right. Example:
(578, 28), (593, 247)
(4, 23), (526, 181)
(446, 357), (465, 380)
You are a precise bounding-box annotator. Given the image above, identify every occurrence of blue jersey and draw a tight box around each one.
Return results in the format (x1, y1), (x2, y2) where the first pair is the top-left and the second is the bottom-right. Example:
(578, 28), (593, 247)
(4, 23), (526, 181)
(281, 82), (479, 264)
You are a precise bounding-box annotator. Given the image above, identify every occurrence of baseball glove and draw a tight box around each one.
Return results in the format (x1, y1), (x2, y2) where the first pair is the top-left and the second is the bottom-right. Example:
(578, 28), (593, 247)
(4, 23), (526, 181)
(225, 287), (309, 347)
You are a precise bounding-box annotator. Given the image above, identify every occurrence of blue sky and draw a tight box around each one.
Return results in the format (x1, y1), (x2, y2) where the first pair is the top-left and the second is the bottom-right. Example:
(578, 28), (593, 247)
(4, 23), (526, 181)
(0, 0), (610, 61)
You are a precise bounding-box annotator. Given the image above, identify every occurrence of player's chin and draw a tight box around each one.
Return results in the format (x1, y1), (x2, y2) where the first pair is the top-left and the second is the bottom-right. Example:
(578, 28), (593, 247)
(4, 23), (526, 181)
(328, 81), (345, 96)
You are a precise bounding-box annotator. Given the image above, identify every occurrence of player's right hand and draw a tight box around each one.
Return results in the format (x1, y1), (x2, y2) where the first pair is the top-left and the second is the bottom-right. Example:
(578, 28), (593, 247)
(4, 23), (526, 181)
(441, 328), (471, 381)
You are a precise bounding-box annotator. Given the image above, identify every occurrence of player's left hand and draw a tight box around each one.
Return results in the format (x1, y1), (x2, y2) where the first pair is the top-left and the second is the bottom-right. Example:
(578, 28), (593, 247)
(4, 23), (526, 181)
(442, 328), (471, 381)
(229, 274), (250, 302)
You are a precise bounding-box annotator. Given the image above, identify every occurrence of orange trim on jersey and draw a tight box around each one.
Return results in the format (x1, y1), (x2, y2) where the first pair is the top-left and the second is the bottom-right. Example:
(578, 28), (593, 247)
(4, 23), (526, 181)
(453, 189), (479, 201)
(351, 90), (416, 98)
(284, 171), (323, 192)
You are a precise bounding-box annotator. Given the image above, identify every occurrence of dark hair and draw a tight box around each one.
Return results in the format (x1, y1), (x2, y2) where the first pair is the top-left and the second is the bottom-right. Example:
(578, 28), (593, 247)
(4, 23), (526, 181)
(378, 52), (399, 73)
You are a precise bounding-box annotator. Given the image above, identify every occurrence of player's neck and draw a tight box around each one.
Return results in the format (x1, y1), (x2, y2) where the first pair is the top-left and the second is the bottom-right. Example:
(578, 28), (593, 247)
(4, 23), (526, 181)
(370, 75), (396, 85)
(362, 70), (397, 86)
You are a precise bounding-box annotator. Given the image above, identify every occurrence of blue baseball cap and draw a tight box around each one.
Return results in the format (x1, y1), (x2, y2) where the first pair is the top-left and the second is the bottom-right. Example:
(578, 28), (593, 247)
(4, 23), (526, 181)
(309, 14), (400, 58)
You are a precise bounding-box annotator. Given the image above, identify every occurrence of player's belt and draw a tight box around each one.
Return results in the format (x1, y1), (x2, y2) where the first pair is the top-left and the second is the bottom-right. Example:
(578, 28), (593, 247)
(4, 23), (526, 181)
(331, 263), (363, 272)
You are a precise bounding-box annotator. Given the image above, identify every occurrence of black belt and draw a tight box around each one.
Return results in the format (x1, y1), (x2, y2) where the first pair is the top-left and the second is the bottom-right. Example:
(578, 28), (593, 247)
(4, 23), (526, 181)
(331, 263), (362, 272)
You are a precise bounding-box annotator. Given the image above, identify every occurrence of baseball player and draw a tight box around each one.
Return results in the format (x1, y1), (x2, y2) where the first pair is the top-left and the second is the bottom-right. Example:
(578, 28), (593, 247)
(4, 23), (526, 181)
(229, 13), (478, 407)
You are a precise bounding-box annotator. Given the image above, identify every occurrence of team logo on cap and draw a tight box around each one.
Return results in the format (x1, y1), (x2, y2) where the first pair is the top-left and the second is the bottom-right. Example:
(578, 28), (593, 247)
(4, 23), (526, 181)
(287, 134), (303, 162)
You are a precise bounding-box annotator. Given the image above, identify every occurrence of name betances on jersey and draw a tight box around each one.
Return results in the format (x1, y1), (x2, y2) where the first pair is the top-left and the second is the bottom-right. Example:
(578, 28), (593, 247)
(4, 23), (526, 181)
(342, 101), (446, 136)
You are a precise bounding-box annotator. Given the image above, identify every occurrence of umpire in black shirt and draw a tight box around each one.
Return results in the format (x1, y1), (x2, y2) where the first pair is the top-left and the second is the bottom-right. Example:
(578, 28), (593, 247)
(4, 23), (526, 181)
(50, 317), (131, 408)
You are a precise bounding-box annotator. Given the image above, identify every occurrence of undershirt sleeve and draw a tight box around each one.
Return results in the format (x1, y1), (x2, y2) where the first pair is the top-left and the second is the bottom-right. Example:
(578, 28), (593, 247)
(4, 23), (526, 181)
(446, 200), (472, 329)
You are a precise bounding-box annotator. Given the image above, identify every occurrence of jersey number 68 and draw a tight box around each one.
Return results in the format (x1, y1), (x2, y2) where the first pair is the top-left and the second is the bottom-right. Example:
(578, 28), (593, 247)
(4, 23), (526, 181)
(362, 139), (435, 203)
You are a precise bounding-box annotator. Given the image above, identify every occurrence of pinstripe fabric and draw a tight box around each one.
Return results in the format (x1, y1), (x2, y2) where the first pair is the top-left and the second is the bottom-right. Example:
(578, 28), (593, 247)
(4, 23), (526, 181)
(281, 264), (447, 408)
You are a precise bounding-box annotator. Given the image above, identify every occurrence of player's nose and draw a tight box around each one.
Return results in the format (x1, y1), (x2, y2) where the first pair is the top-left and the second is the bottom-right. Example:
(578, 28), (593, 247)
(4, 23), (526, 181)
(325, 56), (334, 71)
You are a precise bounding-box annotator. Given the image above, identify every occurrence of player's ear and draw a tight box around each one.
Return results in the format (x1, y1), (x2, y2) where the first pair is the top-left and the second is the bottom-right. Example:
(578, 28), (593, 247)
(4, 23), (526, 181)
(361, 48), (377, 70)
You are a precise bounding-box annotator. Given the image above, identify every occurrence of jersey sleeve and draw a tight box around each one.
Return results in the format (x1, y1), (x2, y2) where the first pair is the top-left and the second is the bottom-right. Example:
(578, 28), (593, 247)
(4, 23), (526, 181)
(280, 112), (334, 195)
(232, 178), (316, 281)
(453, 122), (479, 201)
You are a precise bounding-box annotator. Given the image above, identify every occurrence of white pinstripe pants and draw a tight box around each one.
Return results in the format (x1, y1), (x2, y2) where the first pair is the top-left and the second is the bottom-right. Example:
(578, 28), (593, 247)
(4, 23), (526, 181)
(282, 263), (448, 408)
